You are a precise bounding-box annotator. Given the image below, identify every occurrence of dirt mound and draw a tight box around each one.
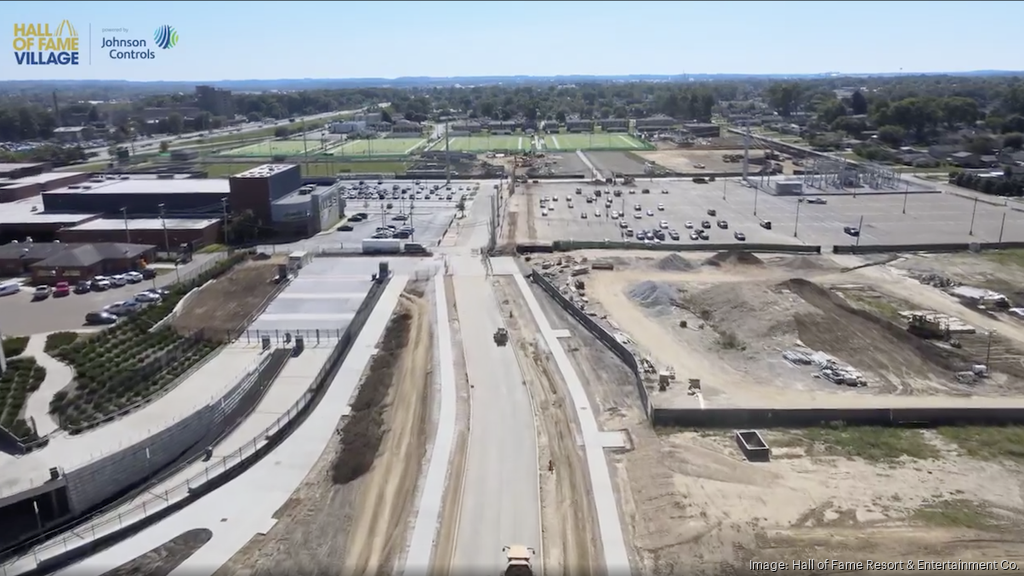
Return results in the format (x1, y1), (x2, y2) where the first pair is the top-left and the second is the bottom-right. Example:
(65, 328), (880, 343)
(628, 280), (681, 309)
(332, 299), (414, 485)
(678, 282), (805, 341)
(172, 261), (282, 342)
(703, 251), (765, 268)
(655, 253), (696, 272)
(779, 278), (966, 391)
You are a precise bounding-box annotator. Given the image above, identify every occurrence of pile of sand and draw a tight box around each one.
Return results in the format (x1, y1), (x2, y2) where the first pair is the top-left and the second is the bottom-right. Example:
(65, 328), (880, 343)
(703, 251), (765, 267)
(655, 253), (696, 272)
(628, 280), (682, 309)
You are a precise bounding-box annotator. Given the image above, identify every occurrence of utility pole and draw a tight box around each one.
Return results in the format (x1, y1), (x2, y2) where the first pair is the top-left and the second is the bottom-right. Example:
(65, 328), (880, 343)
(793, 199), (801, 238)
(158, 203), (170, 253)
(444, 120), (451, 185)
(722, 177), (727, 201)
(855, 215), (864, 247)
(902, 181), (909, 214)
(221, 198), (229, 246)
(302, 118), (308, 159)
(753, 185), (760, 217)
(121, 207), (130, 243)
(998, 212), (1007, 243)
(969, 196), (979, 236)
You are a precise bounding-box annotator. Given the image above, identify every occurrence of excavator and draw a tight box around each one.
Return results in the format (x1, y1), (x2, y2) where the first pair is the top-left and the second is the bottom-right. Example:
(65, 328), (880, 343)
(501, 545), (536, 576)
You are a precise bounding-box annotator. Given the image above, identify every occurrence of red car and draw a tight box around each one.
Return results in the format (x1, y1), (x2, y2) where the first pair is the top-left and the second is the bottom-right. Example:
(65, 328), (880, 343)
(53, 281), (70, 297)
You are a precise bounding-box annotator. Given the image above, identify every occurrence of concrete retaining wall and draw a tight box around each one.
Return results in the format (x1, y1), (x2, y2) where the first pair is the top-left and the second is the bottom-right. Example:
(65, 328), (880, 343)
(651, 407), (1024, 428)
(549, 240), (822, 254)
(529, 269), (650, 415)
(62, 350), (274, 513)
(148, 286), (201, 333)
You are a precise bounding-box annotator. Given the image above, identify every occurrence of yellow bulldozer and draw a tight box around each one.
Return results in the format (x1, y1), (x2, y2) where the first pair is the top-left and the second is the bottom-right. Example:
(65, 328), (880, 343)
(907, 314), (961, 348)
(501, 545), (536, 576)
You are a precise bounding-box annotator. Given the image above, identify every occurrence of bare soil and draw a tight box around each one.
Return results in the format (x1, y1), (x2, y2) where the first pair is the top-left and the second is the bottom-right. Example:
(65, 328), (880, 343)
(100, 529), (212, 576)
(492, 276), (602, 576)
(212, 284), (431, 576)
(522, 253), (1024, 575)
(637, 149), (752, 173)
(173, 258), (287, 342)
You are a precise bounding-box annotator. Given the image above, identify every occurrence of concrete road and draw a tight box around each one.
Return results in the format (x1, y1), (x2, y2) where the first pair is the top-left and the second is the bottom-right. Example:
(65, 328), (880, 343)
(451, 268), (541, 573)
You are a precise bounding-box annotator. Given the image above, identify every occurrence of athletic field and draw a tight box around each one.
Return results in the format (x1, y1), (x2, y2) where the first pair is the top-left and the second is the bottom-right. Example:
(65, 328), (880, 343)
(542, 133), (647, 151)
(426, 135), (534, 153)
(222, 140), (324, 157)
(327, 137), (427, 157)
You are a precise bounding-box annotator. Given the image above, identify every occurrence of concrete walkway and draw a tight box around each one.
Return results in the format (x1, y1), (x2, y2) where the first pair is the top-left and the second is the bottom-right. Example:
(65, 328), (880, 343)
(401, 273), (457, 574)
(50, 277), (408, 576)
(23, 332), (75, 437)
(496, 258), (632, 575)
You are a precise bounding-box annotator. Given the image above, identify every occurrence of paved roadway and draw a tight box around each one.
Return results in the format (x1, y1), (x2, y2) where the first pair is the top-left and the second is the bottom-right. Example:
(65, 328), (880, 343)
(84, 105), (383, 161)
(447, 182), (542, 572)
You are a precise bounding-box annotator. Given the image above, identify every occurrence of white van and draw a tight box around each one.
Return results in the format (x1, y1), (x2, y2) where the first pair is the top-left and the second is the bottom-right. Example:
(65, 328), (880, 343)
(0, 281), (21, 297)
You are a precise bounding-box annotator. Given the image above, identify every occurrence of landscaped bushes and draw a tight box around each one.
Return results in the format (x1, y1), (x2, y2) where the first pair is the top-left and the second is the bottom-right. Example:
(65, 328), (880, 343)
(44, 331), (79, 354)
(42, 252), (251, 432)
(950, 171), (1024, 197)
(0, 357), (46, 442)
(2, 336), (29, 358)
(49, 321), (216, 431)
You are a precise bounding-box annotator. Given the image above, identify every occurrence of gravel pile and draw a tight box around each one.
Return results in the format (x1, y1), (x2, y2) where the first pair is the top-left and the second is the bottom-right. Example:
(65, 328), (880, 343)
(628, 280), (682, 309)
(655, 253), (696, 271)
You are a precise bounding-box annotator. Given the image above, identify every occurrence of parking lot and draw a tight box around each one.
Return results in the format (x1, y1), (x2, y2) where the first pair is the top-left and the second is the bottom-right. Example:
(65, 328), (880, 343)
(0, 254), (223, 336)
(516, 179), (1024, 248)
(517, 180), (800, 245)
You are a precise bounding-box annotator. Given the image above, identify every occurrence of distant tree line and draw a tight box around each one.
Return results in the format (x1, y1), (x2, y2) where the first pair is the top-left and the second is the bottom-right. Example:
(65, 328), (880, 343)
(950, 169), (1024, 197)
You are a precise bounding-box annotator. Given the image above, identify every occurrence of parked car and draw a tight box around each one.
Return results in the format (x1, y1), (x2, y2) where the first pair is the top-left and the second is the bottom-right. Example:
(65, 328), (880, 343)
(92, 279), (111, 291)
(32, 285), (52, 300)
(53, 281), (70, 297)
(85, 311), (118, 325)
(0, 281), (20, 297)
(760, 220), (773, 230)
(135, 291), (161, 303)
(124, 271), (143, 284)
(701, 220), (711, 229)
(844, 226), (861, 237)
(734, 231), (747, 241)
(73, 281), (91, 294)
(707, 209), (717, 217)
(109, 275), (127, 287)
(104, 300), (141, 316)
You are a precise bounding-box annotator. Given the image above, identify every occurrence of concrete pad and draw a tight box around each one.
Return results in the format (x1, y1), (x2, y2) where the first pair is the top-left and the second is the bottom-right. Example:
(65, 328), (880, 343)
(490, 257), (522, 276)
(598, 431), (629, 449)
(551, 329), (572, 339)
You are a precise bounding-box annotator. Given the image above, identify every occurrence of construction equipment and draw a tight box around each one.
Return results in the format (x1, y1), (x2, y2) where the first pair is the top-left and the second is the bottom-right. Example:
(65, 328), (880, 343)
(907, 313), (961, 347)
(502, 545), (536, 576)
(494, 327), (509, 346)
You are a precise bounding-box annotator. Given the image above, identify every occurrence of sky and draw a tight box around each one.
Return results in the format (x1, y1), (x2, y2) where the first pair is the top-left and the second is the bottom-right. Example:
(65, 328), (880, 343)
(2, 0), (1022, 82)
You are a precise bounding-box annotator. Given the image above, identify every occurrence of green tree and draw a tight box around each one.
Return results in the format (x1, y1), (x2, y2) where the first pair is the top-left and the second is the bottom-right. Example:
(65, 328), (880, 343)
(159, 140), (170, 153)
(850, 90), (868, 115)
(1003, 133), (1024, 150)
(166, 113), (184, 134)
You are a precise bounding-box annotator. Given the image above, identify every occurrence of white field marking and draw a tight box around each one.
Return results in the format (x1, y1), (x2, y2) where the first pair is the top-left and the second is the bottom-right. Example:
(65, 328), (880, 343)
(518, 137), (523, 150)
(616, 134), (639, 148)
(404, 139), (427, 155)
(551, 135), (561, 150)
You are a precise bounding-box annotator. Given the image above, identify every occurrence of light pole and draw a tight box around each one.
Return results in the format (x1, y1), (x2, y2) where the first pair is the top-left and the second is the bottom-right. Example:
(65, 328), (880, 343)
(999, 212), (1007, 243)
(968, 196), (979, 236)
(753, 184), (760, 217)
(902, 181), (909, 215)
(221, 198), (229, 246)
(793, 199), (801, 238)
(855, 215), (864, 247)
(121, 207), (130, 243)
(722, 177), (727, 201)
(158, 203), (170, 254)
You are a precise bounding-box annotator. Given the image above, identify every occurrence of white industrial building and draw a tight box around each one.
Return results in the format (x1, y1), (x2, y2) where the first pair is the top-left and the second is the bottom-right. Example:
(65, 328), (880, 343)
(330, 121), (367, 134)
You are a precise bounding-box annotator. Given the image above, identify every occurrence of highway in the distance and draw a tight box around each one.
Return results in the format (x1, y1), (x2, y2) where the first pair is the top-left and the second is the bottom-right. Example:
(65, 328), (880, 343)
(447, 183), (542, 573)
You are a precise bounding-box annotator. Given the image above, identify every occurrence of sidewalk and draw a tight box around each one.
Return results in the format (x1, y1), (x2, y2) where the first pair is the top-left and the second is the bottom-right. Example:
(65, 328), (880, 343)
(23, 332), (75, 437)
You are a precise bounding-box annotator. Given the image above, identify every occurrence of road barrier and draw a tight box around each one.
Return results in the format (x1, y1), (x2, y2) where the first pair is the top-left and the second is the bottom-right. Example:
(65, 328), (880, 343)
(529, 269), (650, 416)
(1, 275), (393, 576)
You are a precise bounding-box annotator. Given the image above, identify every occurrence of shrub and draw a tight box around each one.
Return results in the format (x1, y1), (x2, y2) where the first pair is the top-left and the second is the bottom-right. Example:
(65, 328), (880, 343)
(2, 336), (29, 357)
(44, 331), (79, 353)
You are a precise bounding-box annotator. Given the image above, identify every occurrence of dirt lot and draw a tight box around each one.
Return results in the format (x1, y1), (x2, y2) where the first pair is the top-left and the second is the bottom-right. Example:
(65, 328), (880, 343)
(173, 256), (287, 342)
(637, 149), (755, 173)
(212, 282), (432, 576)
(531, 250), (1024, 407)
(100, 529), (212, 576)
(523, 251), (1024, 575)
(585, 150), (650, 176)
(491, 276), (601, 575)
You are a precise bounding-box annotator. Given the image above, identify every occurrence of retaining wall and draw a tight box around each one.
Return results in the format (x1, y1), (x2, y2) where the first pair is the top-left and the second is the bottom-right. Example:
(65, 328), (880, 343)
(834, 241), (1024, 255)
(148, 286), (201, 333)
(62, 350), (274, 513)
(651, 407), (1024, 428)
(529, 269), (650, 416)
(549, 240), (822, 254)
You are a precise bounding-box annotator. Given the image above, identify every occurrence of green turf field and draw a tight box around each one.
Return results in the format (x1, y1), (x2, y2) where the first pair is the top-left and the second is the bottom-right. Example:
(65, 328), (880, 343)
(326, 137), (427, 157)
(202, 161), (409, 178)
(427, 135), (534, 153)
(542, 133), (646, 151)
(222, 140), (324, 156)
